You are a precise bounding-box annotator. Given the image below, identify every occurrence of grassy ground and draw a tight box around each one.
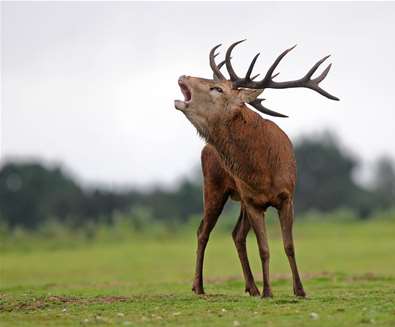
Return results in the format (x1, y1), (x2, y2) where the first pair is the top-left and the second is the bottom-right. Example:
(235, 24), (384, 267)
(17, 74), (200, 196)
(1, 219), (395, 326)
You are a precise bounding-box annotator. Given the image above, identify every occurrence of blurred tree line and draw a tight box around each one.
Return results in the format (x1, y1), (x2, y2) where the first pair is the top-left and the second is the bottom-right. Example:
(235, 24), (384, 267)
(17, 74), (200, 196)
(1, 132), (394, 230)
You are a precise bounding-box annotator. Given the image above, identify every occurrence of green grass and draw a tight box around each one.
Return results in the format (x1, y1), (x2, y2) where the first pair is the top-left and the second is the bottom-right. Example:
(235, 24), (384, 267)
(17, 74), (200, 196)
(1, 219), (395, 326)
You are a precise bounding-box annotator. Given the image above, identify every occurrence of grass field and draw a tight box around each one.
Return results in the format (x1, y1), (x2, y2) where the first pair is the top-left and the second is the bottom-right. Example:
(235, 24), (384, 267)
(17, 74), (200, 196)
(1, 219), (394, 326)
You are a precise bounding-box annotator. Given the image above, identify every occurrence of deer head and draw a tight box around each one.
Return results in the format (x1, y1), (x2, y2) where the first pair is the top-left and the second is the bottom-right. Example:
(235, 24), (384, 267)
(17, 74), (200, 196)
(175, 40), (339, 135)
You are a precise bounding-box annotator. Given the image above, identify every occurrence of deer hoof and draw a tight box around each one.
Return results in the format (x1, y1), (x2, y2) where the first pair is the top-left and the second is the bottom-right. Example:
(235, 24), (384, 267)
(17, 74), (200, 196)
(245, 285), (260, 297)
(262, 288), (273, 298)
(294, 287), (306, 298)
(192, 284), (205, 295)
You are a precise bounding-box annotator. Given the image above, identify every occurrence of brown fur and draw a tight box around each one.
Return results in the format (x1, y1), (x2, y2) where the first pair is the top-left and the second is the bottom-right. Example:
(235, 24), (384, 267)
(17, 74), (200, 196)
(175, 76), (306, 298)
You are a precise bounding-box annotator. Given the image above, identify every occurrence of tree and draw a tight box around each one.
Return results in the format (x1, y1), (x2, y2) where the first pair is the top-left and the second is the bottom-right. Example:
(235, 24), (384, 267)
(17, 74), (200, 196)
(294, 131), (371, 216)
(0, 162), (84, 228)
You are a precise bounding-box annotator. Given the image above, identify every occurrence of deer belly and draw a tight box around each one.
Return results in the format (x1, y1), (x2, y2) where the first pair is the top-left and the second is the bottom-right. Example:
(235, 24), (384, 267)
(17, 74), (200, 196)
(230, 190), (241, 201)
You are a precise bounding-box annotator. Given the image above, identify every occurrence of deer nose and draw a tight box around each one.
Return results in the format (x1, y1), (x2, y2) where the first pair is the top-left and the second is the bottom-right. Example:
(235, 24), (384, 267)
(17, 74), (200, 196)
(178, 75), (188, 83)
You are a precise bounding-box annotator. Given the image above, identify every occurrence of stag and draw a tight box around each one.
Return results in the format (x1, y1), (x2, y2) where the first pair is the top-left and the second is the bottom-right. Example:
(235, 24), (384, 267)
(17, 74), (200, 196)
(174, 40), (339, 298)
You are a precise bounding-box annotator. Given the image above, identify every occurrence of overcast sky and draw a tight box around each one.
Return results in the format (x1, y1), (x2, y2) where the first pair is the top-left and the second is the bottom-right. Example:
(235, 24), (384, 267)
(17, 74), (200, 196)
(2, 2), (395, 188)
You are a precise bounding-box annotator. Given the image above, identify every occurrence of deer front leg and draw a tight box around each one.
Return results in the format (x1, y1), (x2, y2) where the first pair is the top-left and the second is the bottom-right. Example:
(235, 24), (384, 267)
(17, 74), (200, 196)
(232, 206), (260, 296)
(278, 199), (306, 297)
(245, 205), (273, 298)
(192, 192), (228, 295)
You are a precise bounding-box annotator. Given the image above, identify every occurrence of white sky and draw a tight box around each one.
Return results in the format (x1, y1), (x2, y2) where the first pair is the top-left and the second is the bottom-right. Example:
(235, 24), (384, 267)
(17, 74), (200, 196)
(2, 2), (395, 188)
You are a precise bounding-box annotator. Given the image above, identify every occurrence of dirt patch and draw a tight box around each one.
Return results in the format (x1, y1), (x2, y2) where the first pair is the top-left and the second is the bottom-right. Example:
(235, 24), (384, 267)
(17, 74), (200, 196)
(0, 295), (131, 312)
(48, 295), (130, 304)
(38, 280), (134, 291)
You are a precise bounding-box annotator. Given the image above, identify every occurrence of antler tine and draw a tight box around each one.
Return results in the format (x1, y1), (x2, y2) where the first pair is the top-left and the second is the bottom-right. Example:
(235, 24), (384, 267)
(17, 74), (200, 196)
(305, 55), (330, 79)
(209, 44), (226, 80)
(225, 39), (246, 81)
(251, 74), (260, 80)
(218, 57), (232, 69)
(249, 98), (288, 118)
(305, 62), (339, 100)
(245, 53), (260, 80)
(217, 59), (226, 70)
(311, 85), (339, 100)
(212, 58), (231, 80)
(272, 72), (280, 79)
(315, 63), (332, 83)
(263, 45), (297, 83)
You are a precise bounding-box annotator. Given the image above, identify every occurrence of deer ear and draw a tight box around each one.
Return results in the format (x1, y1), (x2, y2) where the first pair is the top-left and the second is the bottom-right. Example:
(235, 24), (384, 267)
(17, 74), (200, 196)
(238, 88), (263, 103)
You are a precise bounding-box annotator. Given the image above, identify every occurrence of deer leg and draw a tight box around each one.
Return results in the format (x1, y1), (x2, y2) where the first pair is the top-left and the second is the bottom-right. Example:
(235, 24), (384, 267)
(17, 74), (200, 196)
(192, 191), (228, 295)
(278, 199), (306, 297)
(232, 206), (260, 296)
(245, 205), (273, 298)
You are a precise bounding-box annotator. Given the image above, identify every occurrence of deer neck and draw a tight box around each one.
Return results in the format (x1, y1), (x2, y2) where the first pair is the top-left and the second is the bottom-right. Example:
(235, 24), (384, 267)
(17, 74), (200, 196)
(206, 106), (263, 183)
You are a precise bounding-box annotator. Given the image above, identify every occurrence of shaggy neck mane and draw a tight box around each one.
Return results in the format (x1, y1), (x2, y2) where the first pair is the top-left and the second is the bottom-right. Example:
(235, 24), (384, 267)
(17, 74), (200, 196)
(205, 106), (265, 186)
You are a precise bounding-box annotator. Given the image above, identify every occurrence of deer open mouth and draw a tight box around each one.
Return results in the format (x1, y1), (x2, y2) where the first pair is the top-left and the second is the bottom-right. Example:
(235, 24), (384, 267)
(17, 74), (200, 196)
(175, 78), (192, 111)
(179, 81), (192, 102)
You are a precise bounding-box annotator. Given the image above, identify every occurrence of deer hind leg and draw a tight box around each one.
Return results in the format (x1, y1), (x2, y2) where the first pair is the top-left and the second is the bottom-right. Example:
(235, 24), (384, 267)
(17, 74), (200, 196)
(244, 205), (273, 298)
(192, 185), (228, 295)
(232, 205), (260, 296)
(277, 199), (306, 297)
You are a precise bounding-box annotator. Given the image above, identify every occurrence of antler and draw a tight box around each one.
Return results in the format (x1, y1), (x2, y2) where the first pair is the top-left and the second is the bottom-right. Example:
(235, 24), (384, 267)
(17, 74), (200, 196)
(225, 40), (339, 101)
(209, 44), (226, 80)
(210, 43), (264, 81)
(248, 98), (288, 118)
(208, 40), (339, 117)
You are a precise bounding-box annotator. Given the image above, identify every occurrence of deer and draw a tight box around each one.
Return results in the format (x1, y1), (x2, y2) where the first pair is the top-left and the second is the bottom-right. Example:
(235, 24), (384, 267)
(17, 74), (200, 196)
(174, 40), (339, 298)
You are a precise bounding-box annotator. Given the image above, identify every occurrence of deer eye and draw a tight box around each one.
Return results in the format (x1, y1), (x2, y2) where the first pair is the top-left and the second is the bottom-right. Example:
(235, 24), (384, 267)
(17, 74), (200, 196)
(210, 86), (223, 93)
